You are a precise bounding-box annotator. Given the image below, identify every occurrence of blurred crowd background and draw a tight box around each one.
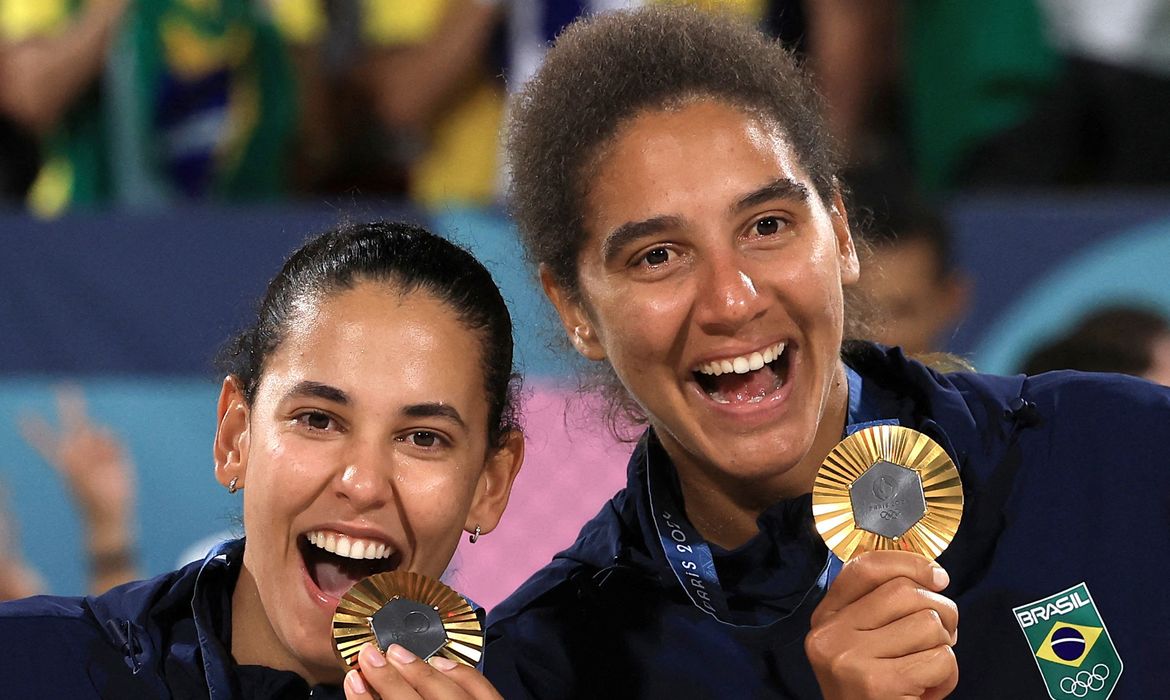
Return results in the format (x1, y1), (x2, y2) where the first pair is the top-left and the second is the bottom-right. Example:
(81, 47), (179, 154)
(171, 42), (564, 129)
(2, 0), (1169, 605)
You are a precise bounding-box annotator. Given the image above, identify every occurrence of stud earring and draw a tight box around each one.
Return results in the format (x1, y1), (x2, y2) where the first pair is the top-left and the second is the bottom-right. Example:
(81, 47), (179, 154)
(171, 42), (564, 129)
(468, 524), (481, 544)
(228, 476), (239, 494)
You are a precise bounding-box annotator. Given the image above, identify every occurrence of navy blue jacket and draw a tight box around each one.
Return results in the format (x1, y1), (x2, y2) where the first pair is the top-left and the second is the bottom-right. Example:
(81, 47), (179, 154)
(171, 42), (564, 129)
(0, 539), (343, 699)
(484, 345), (1170, 698)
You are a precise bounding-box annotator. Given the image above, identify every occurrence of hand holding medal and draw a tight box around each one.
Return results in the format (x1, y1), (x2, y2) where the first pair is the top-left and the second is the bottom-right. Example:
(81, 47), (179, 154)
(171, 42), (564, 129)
(806, 426), (964, 700)
(333, 572), (500, 699)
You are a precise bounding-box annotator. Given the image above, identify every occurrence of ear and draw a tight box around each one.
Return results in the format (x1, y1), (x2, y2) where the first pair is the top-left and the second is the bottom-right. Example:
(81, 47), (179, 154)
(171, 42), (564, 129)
(938, 270), (972, 327)
(214, 375), (251, 490)
(830, 190), (860, 285)
(465, 430), (525, 536)
(539, 264), (606, 361)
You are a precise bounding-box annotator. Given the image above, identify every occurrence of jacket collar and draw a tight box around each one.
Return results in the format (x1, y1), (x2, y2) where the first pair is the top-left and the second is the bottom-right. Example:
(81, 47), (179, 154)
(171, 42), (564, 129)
(613, 342), (1029, 573)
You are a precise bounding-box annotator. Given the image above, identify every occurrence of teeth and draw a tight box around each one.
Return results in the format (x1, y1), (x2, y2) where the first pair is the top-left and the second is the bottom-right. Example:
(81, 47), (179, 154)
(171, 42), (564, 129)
(695, 342), (786, 376)
(305, 529), (393, 561)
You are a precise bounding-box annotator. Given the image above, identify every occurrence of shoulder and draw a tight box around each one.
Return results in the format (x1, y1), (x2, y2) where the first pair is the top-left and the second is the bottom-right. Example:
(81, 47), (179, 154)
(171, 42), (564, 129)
(488, 492), (629, 627)
(0, 594), (111, 691)
(485, 490), (651, 697)
(0, 592), (99, 632)
(1021, 368), (1170, 416)
(0, 562), (201, 686)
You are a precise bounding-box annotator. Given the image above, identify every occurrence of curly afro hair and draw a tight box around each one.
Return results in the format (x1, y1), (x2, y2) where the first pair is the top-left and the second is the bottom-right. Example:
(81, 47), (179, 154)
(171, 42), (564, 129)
(506, 5), (842, 298)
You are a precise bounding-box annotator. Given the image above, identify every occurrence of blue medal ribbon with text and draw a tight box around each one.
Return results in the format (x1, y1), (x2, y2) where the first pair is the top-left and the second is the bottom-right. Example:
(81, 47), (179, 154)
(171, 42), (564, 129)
(646, 366), (898, 626)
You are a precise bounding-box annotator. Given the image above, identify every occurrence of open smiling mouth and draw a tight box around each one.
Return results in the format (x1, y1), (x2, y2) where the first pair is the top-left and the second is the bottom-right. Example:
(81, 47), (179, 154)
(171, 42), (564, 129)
(299, 530), (403, 599)
(692, 341), (790, 405)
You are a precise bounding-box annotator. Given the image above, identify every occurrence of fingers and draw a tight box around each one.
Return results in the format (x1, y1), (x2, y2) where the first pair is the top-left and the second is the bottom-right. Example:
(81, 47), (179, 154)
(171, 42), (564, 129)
(865, 607), (956, 658)
(351, 643), (501, 700)
(839, 576), (958, 645)
(56, 385), (89, 434)
(898, 644), (959, 699)
(814, 550), (948, 625)
(348, 644), (422, 700)
(807, 552), (959, 700)
(809, 644), (958, 700)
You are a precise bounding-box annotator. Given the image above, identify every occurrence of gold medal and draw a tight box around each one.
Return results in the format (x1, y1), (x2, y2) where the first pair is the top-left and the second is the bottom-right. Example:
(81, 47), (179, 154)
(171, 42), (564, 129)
(332, 571), (483, 670)
(813, 425), (963, 561)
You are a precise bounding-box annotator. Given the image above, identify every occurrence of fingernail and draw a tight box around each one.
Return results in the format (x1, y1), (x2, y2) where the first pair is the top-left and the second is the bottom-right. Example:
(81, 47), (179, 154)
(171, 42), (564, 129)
(360, 643), (387, 668)
(346, 669), (368, 695)
(387, 643), (417, 664)
(429, 655), (458, 672)
(931, 565), (950, 589)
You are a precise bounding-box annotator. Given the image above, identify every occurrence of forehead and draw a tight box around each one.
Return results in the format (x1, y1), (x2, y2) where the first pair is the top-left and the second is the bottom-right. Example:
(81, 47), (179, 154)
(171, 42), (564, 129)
(585, 100), (810, 214)
(258, 282), (488, 411)
(865, 238), (943, 283)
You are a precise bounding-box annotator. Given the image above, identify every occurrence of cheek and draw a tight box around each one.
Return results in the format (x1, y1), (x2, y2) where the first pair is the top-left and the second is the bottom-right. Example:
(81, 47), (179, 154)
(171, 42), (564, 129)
(597, 287), (692, 361)
(245, 434), (330, 523)
(395, 465), (478, 530)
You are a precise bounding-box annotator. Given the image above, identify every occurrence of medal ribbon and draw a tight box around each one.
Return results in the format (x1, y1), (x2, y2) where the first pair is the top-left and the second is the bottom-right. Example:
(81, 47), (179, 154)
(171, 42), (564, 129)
(647, 366), (898, 625)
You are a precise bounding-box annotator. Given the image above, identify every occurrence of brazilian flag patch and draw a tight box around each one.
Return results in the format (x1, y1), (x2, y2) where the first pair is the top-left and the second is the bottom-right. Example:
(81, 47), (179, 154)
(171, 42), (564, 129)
(1014, 583), (1124, 699)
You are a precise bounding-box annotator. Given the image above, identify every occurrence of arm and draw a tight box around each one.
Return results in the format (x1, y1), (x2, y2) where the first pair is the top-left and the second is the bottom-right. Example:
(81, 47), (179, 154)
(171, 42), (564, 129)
(359, 0), (502, 132)
(0, 0), (131, 135)
(19, 387), (139, 594)
(804, 0), (900, 160)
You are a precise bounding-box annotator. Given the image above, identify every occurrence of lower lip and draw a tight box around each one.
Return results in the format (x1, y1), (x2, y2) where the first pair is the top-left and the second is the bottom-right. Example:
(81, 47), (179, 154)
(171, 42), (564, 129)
(300, 548), (342, 611)
(690, 352), (797, 425)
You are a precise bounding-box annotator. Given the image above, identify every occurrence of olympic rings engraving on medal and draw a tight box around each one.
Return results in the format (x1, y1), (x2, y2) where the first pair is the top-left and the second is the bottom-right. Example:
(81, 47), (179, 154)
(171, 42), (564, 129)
(1058, 664), (1110, 697)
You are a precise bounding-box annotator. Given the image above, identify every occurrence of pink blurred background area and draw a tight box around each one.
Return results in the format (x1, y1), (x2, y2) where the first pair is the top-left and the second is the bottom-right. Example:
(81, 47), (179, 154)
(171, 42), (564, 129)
(443, 383), (633, 611)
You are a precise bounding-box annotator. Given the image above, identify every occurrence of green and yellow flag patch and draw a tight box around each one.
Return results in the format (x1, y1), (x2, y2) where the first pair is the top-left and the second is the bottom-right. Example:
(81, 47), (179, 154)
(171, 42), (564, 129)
(1014, 583), (1123, 699)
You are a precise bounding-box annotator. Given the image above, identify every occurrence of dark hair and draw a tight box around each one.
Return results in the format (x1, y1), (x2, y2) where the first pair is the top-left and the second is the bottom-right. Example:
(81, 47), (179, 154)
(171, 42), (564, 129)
(218, 221), (521, 448)
(506, 6), (841, 297)
(506, 7), (849, 436)
(1021, 305), (1169, 378)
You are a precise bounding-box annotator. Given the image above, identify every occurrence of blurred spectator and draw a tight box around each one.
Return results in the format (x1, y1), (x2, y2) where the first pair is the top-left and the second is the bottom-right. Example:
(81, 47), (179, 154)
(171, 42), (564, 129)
(0, 481), (44, 600)
(855, 193), (969, 355)
(0, 0), (297, 217)
(1021, 306), (1170, 386)
(270, 0), (506, 207)
(0, 115), (39, 204)
(2, 387), (139, 598)
(962, 1), (1170, 187)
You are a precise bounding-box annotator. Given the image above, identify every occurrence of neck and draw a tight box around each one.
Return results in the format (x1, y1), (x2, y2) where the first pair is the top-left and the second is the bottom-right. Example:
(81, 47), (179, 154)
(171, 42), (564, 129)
(230, 561), (338, 686)
(668, 363), (851, 550)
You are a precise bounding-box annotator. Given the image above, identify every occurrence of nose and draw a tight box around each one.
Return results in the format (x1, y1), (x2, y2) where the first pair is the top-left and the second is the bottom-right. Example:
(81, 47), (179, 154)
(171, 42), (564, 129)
(333, 446), (392, 513)
(694, 252), (766, 333)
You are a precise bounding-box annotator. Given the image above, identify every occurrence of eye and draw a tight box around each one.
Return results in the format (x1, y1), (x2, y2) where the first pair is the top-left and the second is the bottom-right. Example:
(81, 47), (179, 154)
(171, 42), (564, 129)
(637, 246), (673, 267)
(403, 431), (447, 448)
(754, 217), (781, 236)
(294, 410), (338, 432)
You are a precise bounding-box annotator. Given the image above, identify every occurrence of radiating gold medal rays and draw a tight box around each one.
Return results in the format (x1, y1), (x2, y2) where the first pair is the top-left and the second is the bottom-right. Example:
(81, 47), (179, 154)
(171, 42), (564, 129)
(813, 425), (963, 562)
(333, 571), (484, 670)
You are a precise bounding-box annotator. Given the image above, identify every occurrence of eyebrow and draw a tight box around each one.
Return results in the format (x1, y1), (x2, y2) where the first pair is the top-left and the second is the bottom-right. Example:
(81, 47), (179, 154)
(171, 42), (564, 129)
(729, 178), (810, 215)
(403, 403), (467, 429)
(600, 215), (685, 265)
(285, 380), (350, 405)
(599, 178), (811, 265)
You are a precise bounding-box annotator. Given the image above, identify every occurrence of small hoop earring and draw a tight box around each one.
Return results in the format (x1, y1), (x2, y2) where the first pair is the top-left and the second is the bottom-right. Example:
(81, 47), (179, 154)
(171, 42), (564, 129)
(228, 476), (239, 494)
(468, 525), (481, 544)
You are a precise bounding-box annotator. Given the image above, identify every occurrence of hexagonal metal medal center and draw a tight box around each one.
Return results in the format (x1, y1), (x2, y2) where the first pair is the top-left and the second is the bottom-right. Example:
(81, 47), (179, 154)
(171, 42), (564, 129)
(370, 598), (446, 660)
(849, 460), (927, 539)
